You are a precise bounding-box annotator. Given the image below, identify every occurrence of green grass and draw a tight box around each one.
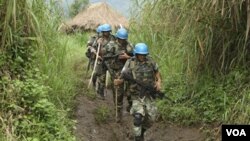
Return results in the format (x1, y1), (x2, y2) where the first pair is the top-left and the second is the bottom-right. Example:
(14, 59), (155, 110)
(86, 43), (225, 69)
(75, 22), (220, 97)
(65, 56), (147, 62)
(40, 33), (87, 108)
(0, 0), (88, 140)
(129, 0), (250, 129)
(94, 105), (111, 124)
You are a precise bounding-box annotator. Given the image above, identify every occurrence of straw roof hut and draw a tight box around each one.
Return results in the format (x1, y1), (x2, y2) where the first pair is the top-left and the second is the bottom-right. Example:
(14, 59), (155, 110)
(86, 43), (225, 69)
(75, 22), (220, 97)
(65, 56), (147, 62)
(63, 2), (129, 33)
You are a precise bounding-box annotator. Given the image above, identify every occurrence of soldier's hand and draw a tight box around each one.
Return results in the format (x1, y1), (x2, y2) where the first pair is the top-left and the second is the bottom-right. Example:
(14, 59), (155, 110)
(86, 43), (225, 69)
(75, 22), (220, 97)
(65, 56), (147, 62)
(154, 81), (161, 91)
(97, 56), (103, 61)
(114, 79), (124, 86)
(97, 38), (103, 45)
(90, 48), (96, 54)
(118, 53), (129, 59)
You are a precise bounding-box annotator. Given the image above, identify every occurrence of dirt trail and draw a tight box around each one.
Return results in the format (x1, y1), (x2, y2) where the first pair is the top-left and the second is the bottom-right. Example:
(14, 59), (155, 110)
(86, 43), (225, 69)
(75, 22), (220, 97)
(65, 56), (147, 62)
(73, 60), (205, 141)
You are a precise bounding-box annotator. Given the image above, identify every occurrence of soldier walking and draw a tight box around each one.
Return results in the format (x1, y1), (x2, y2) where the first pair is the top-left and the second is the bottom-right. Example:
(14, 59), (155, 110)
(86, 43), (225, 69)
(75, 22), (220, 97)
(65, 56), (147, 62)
(114, 43), (162, 141)
(103, 28), (133, 122)
(91, 23), (116, 99)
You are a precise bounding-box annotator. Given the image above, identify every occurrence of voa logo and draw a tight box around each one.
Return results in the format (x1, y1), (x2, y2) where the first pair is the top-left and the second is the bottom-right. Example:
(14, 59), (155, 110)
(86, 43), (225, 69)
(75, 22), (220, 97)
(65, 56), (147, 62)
(226, 129), (246, 136)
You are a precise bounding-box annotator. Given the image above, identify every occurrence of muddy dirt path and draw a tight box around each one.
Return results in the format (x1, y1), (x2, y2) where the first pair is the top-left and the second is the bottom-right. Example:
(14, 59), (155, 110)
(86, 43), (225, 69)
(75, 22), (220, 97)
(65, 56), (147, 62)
(73, 59), (205, 141)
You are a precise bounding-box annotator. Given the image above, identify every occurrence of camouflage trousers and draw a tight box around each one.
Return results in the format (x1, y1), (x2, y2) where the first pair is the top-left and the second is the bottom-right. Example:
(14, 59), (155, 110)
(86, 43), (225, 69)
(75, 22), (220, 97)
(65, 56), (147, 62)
(130, 97), (158, 137)
(95, 61), (107, 97)
(109, 69), (125, 121)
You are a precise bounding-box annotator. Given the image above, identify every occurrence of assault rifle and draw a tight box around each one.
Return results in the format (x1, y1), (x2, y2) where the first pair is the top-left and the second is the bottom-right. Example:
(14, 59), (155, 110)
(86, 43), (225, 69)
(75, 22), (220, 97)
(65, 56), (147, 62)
(122, 70), (165, 99)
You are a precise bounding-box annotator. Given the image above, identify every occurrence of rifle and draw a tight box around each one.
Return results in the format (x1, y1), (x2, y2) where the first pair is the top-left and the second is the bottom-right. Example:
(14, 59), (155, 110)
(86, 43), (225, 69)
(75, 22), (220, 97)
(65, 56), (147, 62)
(122, 70), (165, 99)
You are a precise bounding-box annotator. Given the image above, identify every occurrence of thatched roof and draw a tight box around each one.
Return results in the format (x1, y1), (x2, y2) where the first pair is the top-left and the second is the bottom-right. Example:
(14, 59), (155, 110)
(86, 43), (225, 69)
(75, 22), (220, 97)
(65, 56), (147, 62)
(64, 2), (128, 32)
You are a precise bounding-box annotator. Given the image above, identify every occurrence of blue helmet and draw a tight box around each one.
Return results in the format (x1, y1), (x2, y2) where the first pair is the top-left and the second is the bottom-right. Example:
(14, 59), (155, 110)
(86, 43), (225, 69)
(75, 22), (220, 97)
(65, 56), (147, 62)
(134, 43), (149, 55)
(101, 23), (112, 32)
(96, 25), (103, 33)
(116, 28), (128, 39)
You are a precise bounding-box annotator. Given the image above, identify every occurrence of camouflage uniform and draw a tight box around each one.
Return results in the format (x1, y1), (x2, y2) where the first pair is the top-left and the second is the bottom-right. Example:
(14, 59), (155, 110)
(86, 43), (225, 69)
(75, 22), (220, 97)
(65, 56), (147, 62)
(93, 34), (116, 98)
(103, 40), (133, 121)
(121, 56), (159, 140)
(86, 33), (102, 69)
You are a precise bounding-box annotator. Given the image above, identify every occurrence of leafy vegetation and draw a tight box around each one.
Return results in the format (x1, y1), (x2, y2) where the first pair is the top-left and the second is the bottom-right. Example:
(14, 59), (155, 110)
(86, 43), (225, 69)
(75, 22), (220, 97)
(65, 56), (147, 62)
(1, 0), (249, 140)
(94, 105), (111, 124)
(0, 0), (87, 140)
(130, 0), (250, 130)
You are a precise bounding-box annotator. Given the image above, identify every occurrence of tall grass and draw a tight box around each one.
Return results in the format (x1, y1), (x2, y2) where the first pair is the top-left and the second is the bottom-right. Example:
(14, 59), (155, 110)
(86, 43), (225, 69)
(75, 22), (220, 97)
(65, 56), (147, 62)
(40, 32), (88, 108)
(0, 0), (87, 140)
(130, 0), (250, 128)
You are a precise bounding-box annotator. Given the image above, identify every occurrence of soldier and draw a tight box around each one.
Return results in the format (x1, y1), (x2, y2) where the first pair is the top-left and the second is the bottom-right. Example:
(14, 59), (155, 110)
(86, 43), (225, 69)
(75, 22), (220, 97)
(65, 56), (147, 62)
(87, 25), (103, 49)
(103, 28), (133, 122)
(86, 25), (103, 70)
(92, 23), (116, 99)
(114, 43), (161, 141)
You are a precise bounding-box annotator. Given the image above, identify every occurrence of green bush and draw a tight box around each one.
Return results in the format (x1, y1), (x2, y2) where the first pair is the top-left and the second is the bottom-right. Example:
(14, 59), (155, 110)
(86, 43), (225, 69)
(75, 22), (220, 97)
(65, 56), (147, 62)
(0, 0), (82, 140)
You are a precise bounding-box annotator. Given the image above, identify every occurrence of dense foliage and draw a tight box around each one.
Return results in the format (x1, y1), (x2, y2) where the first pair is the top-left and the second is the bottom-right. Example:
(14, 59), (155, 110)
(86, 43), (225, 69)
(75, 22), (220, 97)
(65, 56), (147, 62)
(130, 0), (250, 130)
(1, 0), (250, 140)
(0, 0), (86, 140)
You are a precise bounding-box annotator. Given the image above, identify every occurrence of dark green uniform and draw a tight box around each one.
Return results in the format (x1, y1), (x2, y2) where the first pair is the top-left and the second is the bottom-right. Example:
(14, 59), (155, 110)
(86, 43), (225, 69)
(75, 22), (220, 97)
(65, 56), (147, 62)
(103, 40), (133, 121)
(121, 56), (159, 141)
(93, 34), (116, 98)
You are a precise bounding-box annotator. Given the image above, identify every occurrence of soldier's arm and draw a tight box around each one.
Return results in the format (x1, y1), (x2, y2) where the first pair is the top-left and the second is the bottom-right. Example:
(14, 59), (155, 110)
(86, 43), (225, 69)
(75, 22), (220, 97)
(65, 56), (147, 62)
(154, 63), (162, 91)
(114, 70), (124, 85)
(114, 59), (131, 85)
(118, 53), (131, 60)
(118, 44), (133, 59)
(86, 37), (97, 53)
(155, 71), (161, 91)
(90, 37), (103, 54)
(87, 35), (96, 47)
